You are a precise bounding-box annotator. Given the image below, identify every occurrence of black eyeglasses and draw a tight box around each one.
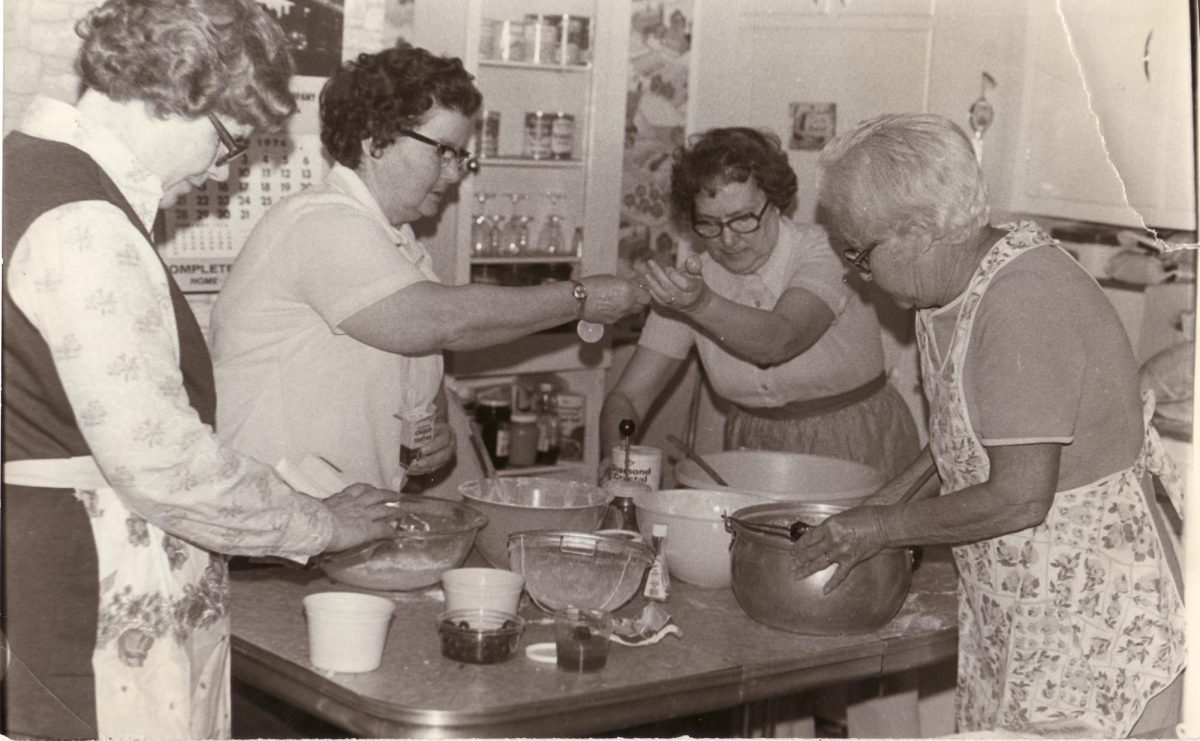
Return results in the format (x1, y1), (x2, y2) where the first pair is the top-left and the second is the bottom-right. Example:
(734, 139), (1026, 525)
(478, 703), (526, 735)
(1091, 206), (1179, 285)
(691, 199), (770, 239)
(398, 129), (479, 174)
(841, 241), (881, 276)
(207, 113), (250, 168)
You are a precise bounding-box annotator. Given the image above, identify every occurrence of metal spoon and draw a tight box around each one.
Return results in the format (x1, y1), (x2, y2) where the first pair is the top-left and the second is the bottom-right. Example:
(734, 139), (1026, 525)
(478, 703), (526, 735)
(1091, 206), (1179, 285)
(666, 434), (730, 487)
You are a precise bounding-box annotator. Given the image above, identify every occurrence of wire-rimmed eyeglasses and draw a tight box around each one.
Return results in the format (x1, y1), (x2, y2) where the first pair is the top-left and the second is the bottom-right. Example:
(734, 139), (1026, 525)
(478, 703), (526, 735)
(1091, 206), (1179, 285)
(207, 113), (250, 168)
(691, 199), (770, 239)
(841, 241), (881, 276)
(398, 129), (479, 174)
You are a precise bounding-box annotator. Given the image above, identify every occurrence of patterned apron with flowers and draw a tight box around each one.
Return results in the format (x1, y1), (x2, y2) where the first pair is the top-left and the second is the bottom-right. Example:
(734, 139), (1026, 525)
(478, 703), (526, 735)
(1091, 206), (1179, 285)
(914, 223), (1184, 736)
(4, 459), (232, 739)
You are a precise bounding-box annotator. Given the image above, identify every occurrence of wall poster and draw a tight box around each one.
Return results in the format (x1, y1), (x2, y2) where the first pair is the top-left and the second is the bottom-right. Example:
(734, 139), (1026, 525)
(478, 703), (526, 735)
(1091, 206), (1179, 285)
(618, 0), (693, 300)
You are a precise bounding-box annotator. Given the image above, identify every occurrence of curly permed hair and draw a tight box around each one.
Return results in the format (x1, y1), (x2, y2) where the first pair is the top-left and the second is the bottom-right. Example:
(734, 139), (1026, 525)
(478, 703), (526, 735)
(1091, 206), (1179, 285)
(320, 41), (483, 170)
(669, 127), (798, 223)
(76, 0), (297, 132)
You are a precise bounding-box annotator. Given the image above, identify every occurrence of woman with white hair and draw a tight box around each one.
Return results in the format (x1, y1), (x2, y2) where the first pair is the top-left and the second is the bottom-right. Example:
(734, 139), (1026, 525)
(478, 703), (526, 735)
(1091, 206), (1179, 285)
(793, 113), (1184, 736)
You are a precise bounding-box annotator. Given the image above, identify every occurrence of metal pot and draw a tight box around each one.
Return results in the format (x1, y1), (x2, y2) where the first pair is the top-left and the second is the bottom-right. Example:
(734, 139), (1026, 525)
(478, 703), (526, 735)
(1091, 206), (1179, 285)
(726, 501), (911, 636)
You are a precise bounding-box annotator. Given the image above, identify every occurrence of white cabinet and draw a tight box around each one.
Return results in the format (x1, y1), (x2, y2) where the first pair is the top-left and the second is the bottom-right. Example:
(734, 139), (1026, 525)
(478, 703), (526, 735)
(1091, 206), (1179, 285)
(736, 0), (932, 17)
(692, 0), (934, 221)
(1010, 0), (1196, 231)
(418, 0), (632, 481)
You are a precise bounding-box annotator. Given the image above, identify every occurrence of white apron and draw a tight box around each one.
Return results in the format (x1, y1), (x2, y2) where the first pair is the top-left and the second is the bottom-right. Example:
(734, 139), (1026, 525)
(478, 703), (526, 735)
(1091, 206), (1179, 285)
(915, 224), (1185, 736)
(5, 456), (231, 740)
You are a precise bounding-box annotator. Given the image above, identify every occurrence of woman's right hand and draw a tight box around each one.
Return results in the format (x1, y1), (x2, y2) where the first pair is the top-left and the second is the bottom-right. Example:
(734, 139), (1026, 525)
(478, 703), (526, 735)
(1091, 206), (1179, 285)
(578, 275), (651, 324)
(323, 483), (402, 552)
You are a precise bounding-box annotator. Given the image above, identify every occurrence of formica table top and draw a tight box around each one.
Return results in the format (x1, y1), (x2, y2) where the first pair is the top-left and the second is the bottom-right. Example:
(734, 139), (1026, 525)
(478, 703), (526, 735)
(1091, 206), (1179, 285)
(230, 550), (958, 738)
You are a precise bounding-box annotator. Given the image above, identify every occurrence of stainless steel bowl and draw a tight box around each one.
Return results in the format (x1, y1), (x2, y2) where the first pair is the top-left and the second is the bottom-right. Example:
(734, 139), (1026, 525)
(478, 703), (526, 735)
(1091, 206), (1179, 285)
(459, 477), (610, 568)
(726, 501), (911, 635)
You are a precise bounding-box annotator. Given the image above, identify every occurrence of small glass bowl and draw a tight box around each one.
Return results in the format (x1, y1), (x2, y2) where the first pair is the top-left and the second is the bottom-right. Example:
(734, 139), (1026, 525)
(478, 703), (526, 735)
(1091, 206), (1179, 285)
(436, 608), (524, 664)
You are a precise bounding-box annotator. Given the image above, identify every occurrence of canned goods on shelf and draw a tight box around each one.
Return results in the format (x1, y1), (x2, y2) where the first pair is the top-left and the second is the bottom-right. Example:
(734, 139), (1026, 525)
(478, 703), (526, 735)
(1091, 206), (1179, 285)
(550, 113), (575, 160)
(524, 14), (562, 65)
(565, 16), (591, 65)
(482, 19), (529, 63)
(523, 111), (554, 160)
(474, 110), (500, 158)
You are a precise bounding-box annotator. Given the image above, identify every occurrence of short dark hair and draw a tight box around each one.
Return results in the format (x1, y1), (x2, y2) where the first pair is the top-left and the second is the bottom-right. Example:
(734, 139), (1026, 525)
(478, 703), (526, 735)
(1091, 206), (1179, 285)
(320, 41), (483, 169)
(76, 0), (296, 131)
(670, 127), (798, 222)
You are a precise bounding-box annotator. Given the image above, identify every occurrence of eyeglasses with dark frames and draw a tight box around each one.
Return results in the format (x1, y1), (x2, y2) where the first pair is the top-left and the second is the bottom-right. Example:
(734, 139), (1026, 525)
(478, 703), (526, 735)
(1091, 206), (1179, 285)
(691, 199), (771, 239)
(841, 241), (881, 276)
(398, 129), (479, 174)
(207, 113), (250, 168)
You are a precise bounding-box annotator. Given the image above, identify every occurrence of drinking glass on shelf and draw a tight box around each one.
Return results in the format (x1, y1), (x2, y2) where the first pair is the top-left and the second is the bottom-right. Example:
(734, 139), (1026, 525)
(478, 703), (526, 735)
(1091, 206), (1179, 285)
(471, 192), (493, 256)
(500, 193), (527, 256)
(485, 193), (506, 255)
(537, 192), (565, 256)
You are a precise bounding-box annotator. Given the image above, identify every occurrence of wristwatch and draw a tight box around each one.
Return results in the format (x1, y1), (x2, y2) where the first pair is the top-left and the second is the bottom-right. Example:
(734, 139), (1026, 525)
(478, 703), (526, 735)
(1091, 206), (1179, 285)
(569, 280), (587, 318)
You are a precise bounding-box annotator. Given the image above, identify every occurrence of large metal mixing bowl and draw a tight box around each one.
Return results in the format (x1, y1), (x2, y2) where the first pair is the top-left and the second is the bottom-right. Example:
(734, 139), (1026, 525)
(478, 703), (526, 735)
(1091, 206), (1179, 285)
(675, 451), (883, 505)
(459, 477), (611, 568)
(726, 501), (911, 635)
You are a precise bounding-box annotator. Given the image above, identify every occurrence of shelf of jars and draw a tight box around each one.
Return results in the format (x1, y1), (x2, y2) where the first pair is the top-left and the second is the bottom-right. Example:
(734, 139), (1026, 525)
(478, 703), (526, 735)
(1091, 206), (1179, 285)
(478, 157), (584, 169)
(470, 256), (581, 265)
(478, 59), (592, 73)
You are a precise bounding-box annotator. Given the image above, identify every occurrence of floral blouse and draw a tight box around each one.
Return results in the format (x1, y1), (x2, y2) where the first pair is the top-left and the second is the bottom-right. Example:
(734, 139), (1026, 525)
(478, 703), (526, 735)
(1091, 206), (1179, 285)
(7, 96), (331, 561)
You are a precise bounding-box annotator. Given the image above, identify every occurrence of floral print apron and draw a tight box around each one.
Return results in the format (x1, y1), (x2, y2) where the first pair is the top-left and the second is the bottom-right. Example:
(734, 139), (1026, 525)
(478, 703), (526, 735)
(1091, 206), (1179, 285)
(915, 223), (1184, 736)
(4, 457), (231, 739)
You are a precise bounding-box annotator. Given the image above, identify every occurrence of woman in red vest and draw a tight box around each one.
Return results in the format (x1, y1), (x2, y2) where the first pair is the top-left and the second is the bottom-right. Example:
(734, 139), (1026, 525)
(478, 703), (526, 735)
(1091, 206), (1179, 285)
(2, 1), (398, 737)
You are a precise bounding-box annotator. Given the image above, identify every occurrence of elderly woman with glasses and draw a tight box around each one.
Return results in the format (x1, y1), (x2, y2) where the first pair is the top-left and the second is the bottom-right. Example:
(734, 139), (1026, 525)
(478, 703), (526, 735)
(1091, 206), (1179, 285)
(2, 1), (404, 737)
(212, 42), (649, 492)
(601, 127), (919, 478)
(792, 114), (1184, 736)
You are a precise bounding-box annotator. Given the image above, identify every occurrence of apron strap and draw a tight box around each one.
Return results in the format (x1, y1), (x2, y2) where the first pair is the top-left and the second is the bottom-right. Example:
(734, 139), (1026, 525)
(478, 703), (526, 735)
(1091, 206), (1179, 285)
(4, 456), (108, 490)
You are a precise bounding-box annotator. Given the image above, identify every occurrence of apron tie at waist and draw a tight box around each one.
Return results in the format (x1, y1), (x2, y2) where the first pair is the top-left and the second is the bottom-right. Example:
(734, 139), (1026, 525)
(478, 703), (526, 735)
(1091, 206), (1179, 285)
(4, 456), (108, 490)
(735, 372), (888, 421)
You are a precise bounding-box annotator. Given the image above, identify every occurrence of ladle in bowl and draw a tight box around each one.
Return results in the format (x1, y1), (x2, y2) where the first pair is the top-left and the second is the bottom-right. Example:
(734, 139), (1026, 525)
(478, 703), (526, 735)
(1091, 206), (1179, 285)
(666, 434), (729, 488)
(722, 459), (938, 542)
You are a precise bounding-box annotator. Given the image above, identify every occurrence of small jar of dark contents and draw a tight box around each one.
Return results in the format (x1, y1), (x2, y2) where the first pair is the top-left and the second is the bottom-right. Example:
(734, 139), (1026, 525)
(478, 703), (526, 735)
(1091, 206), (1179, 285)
(553, 607), (613, 672)
(437, 609), (524, 665)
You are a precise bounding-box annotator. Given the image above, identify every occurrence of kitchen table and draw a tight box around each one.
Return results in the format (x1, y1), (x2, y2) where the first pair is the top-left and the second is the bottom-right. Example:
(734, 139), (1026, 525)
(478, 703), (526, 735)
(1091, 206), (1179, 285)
(230, 552), (958, 738)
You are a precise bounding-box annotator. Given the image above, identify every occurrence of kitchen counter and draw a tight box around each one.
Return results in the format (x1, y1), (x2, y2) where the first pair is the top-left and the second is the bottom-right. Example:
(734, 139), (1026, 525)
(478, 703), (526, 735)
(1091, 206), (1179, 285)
(230, 552), (958, 738)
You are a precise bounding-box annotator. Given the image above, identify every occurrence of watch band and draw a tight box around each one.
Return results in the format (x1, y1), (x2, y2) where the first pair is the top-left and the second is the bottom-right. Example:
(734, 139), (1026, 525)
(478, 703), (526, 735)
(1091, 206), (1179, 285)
(569, 280), (587, 318)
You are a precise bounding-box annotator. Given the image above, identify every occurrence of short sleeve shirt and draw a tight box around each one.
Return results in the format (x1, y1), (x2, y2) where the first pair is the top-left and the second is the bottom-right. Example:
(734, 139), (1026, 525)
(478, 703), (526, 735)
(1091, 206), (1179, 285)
(923, 234), (1143, 486)
(212, 165), (443, 488)
(638, 218), (886, 406)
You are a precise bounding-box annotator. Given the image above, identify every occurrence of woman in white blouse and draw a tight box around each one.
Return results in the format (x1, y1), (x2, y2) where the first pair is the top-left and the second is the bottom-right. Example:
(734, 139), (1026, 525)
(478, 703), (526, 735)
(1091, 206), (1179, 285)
(602, 127), (919, 478)
(2, 1), (397, 737)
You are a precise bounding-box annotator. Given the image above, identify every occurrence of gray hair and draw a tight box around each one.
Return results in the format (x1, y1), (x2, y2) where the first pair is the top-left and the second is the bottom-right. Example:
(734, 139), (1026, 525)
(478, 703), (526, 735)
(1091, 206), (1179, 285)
(816, 113), (990, 254)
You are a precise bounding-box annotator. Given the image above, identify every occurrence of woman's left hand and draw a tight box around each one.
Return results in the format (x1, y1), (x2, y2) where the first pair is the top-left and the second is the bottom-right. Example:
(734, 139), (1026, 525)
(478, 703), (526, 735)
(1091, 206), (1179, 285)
(406, 420), (456, 476)
(638, 257), (709, 313)
(792, 505), (892, 593)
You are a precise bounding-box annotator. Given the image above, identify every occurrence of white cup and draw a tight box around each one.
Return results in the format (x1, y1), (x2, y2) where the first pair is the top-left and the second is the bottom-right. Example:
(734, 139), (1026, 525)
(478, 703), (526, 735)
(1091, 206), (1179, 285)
(442, 567), (524, 614)
(302, 592), (394, 673)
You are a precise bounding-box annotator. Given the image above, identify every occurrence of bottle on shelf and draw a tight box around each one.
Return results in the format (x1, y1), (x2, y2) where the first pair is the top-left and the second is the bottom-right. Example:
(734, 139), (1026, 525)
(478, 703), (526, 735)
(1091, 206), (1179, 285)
(507, 412), (539, 468)
(534, 382), (560, 465)
(570, 226), (584, 257)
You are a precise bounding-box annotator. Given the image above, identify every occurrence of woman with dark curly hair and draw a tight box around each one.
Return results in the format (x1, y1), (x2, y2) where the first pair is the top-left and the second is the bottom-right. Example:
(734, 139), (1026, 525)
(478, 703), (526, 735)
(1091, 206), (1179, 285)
(2, 0), (401, 737)
(602, 127), (919, 478)
(212, 42), (648, 491)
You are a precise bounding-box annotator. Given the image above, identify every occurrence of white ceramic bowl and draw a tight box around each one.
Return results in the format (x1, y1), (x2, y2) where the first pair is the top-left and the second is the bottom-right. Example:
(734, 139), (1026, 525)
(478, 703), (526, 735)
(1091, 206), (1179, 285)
(441, 567), (524, 614)
(632, 488), (769, 588)
(674, 451), (883, 506)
